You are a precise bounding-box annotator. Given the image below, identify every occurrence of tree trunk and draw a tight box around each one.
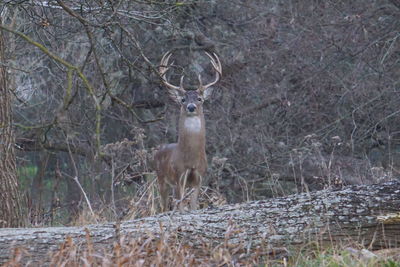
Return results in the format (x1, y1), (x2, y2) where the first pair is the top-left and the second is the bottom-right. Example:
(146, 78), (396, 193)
(0, 18), (24, 228)
(0, 181), (399, 264)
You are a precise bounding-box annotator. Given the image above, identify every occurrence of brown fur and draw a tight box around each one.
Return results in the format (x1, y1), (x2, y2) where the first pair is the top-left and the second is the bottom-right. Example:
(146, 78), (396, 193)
(155, 51), (221, 212)
(154, 92), (207, 212)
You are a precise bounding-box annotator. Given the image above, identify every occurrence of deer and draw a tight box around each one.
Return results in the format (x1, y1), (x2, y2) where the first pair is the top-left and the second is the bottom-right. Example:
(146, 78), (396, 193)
(154, 51), (222, 212)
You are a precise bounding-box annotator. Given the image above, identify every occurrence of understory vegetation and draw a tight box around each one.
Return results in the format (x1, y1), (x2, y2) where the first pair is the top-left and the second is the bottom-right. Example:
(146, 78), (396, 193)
(3, 226), (400, 266)
(1, 0), (398, 225)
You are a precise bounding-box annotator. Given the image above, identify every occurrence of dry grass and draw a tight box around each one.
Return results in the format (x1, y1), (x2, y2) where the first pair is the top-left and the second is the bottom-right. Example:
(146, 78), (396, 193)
(68, 181), (228, 227)
(3, 225), (400, 266)
(3, 227), (282, 266)
(15, 160), (400, 266)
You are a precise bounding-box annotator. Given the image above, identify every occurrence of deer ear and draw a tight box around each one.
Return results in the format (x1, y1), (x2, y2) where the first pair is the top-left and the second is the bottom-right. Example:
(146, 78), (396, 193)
(202, 87), (214, 101)
(168, 88), (185, 104)
(165, 76), (186, 104)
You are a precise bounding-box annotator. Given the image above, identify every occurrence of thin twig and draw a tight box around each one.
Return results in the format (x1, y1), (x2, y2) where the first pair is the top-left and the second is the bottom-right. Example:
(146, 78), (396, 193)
(111, 157), (117, 216)
(66, 136), (97, 222)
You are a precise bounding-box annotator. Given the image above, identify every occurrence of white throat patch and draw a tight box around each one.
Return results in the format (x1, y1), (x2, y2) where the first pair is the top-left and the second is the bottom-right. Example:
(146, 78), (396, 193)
(184, 117), (202, 132)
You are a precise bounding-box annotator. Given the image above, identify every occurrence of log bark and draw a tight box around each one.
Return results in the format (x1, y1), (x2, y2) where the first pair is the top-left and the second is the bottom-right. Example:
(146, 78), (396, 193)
(0, 181), (399, 264)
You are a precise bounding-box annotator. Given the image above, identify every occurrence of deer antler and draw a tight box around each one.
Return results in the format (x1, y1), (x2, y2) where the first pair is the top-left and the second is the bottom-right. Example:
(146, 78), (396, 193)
(198, 52), (222, 92)
(159, 51), (186, 93)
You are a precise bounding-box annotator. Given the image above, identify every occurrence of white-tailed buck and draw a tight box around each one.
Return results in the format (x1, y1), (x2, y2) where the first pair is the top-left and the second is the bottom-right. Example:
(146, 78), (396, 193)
(154, 51), (222, 212)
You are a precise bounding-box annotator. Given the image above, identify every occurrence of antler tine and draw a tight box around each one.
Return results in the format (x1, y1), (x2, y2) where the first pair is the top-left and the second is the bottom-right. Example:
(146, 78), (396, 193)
(206, 52), (222, 74)
(159, 51), (171, 74)
(197, 74), (203, 87)
(201, 52), (222, 90)
(159, 51), (184, 91)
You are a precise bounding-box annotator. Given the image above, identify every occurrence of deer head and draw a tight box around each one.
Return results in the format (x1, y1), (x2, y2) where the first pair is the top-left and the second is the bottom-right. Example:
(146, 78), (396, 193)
(159, 51), (222, 113)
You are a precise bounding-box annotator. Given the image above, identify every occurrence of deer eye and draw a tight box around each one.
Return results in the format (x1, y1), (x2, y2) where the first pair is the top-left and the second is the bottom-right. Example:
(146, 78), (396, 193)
(197, 97), (202, 102)
(181, 98), (186, 103)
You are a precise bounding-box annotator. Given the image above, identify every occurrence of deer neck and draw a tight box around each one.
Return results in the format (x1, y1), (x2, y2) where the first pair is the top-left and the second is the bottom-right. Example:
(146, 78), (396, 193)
(177, 110), (206, 163)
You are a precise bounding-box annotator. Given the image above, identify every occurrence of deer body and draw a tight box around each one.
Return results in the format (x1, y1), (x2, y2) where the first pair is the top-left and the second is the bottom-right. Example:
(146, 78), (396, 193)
(154, 51), (221, 212)
(154, 110), (206, 211)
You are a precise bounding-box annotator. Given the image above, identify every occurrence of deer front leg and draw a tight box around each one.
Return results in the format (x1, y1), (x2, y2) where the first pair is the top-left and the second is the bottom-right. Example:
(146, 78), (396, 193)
(158, 177), (169, 212)
(173, 184), (184, 212)
(175, 169), (190, 212)
(190, 185), (200, 210)
(189, 173), (202, 210)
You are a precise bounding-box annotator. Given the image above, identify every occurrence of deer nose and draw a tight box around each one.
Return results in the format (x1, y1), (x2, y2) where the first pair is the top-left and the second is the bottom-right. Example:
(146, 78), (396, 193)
(187, 104), (196, 112)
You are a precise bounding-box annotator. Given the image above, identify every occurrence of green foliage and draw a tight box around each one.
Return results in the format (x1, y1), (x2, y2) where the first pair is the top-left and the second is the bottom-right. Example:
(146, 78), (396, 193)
(384, 260), (400, 267)
(291, 248), (400, 267)
(17, 165), (38, 190)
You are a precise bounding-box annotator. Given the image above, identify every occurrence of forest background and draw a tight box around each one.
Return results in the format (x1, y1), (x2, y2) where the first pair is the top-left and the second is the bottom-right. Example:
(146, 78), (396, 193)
(0, 0), (399, 227)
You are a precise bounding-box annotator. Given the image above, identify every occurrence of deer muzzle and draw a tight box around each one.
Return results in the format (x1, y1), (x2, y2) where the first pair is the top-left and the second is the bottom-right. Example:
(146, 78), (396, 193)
(187, 104), (197, 113)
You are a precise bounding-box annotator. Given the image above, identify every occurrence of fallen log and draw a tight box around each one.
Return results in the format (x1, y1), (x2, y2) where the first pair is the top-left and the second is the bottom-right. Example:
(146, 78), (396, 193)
(0, 181), (399, 264)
